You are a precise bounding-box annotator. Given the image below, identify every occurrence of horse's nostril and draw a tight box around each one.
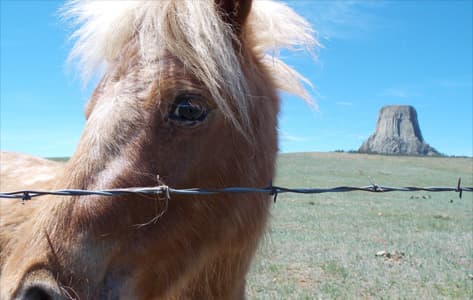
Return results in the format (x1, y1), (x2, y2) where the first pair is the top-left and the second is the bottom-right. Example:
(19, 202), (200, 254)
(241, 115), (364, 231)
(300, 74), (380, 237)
(15, 270), (65, 300)
(22, 285), (54, 300)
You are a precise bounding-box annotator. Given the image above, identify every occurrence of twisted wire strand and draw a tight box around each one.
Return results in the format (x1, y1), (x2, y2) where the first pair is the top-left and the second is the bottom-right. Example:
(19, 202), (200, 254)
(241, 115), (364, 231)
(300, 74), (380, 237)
(1, 181), (471, 201)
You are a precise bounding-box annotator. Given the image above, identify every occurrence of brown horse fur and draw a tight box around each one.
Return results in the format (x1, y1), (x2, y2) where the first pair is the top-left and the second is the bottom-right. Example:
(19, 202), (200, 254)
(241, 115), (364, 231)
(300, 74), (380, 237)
(0, 1), (317, 298)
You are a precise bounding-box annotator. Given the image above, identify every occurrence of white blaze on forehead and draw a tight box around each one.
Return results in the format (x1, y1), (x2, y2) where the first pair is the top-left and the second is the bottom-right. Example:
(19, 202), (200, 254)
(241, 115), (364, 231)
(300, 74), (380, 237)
(81, 80), (146, 163)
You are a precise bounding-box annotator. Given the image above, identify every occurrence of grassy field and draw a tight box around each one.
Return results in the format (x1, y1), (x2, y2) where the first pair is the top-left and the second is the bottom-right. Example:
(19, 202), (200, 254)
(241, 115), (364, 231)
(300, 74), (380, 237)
(47, 157), (70, 162)
(247, 152), (473, 299)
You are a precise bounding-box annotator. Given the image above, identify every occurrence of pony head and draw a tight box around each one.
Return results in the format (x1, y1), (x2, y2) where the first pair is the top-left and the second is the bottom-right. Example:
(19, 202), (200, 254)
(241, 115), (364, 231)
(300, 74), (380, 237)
(0, 1), (317, 298)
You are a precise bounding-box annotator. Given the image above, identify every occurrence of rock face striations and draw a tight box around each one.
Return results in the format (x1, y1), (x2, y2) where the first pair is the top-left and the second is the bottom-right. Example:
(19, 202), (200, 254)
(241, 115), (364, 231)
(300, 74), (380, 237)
(359, 105), (440, 156)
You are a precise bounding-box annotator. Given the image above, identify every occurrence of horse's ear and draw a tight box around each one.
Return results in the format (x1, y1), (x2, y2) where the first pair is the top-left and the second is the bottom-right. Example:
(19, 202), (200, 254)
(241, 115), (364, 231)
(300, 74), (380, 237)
(216, 0), (252, 33)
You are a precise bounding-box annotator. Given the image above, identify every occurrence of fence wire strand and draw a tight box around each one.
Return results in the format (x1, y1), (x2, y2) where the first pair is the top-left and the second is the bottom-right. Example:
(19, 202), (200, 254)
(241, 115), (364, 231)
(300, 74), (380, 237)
(0, 178), (471, 202)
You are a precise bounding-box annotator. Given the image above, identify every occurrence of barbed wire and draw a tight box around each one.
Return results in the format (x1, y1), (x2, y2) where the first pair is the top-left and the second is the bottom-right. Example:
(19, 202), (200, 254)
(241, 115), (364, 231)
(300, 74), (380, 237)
(0, 178), (470, 202)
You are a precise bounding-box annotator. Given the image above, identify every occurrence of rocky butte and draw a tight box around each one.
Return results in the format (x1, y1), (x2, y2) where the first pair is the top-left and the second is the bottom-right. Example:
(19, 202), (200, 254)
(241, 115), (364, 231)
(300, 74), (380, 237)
(359, 105), (440, 156)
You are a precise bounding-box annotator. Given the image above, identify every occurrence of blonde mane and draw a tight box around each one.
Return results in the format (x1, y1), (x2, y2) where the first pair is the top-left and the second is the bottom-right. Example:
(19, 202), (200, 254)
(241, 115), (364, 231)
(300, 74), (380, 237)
(63, 0), (319, 129)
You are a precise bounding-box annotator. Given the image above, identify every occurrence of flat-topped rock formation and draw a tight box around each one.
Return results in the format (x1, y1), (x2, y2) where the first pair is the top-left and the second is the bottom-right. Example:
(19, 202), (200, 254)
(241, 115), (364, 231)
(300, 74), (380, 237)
(359, 105), (440, 156)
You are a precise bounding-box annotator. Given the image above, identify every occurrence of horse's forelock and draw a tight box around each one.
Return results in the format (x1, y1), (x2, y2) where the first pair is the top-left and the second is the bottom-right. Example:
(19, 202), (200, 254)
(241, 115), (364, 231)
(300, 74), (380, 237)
(63, 0), (318, 131)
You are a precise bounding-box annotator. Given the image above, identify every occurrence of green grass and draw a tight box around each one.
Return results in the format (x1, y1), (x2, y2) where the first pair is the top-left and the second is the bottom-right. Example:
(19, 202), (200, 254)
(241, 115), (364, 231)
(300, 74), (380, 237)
(247, 152), (473, 299)
(46, 157), (70, 162)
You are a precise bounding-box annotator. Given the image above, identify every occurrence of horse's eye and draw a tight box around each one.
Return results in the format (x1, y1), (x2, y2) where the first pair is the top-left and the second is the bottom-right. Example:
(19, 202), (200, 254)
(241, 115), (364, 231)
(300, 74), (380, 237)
(169, 96), (208, 124)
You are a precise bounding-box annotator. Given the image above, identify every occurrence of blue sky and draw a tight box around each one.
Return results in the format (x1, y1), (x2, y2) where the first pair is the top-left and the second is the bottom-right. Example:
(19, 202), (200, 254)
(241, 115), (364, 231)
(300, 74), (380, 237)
(1, 1), (472, 157)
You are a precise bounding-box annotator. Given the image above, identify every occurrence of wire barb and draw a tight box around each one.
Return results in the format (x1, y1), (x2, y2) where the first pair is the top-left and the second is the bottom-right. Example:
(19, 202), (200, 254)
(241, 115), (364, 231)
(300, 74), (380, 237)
(268, 181), (278, 203)
(161, 185), (171, 200)
(21, 192), (31, 204)
(456, 178), (463, 199)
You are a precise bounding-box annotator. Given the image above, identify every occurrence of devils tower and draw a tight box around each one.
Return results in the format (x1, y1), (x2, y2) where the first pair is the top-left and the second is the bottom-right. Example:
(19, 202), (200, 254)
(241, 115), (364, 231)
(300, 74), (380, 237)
(359, 105), (440, 156)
